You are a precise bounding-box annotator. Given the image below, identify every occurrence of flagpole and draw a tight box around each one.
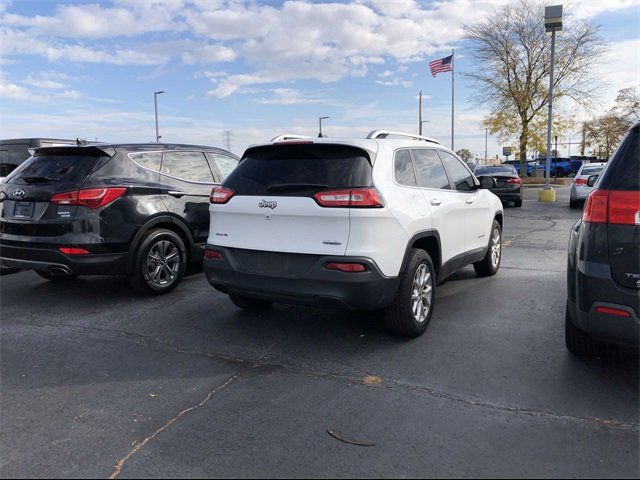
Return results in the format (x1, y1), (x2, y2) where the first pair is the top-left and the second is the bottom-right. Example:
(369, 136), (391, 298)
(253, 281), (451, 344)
(451, 48), (455, 150)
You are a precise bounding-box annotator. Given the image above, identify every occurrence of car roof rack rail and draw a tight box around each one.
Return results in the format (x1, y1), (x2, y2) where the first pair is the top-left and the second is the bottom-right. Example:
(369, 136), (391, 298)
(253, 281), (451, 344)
(270, 134), (315, 142)
(367, 130), (440, 145)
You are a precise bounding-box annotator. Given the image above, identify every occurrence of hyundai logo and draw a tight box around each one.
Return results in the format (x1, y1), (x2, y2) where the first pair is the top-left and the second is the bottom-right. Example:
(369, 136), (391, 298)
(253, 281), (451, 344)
(258, 200), (277, 209)
(13, 189), (26, 200)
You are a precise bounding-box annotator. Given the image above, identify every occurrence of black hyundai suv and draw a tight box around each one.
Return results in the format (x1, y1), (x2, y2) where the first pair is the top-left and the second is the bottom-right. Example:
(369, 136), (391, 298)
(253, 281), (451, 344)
(566, 123), (639, 356)
(0, 143), (238, 294)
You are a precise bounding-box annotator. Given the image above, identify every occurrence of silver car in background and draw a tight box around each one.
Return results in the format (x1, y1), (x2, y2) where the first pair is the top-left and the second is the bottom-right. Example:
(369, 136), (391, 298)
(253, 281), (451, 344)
(569, 162), (607, 208)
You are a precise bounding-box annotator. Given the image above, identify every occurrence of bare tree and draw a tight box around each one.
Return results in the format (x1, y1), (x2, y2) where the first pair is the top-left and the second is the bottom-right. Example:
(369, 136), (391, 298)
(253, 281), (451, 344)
(466, 0), (606, 176)
(584, 87), (639, 158)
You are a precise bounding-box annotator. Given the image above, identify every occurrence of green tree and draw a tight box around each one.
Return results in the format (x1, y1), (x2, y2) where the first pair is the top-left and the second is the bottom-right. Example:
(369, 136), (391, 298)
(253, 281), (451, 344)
(466, 0), (605, 176)
(456, 148), (474, 162)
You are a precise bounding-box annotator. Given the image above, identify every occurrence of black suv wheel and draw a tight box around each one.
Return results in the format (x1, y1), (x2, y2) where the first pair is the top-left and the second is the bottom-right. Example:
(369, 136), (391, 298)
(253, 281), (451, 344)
(129, 229), (187, 295)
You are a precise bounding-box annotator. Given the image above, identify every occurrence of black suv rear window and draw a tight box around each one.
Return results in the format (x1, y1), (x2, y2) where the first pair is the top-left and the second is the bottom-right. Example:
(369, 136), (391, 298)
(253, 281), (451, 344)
(5, 149), (106, 185)
(224, 144), (372, 196)
(606, 126), (639, 191)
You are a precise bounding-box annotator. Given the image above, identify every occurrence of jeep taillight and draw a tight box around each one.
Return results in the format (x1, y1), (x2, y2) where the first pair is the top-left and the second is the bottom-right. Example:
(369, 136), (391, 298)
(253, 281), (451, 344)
(210, 186), (234, 204)
(313, 188), (383, 208)
(50, 188), (126, 209)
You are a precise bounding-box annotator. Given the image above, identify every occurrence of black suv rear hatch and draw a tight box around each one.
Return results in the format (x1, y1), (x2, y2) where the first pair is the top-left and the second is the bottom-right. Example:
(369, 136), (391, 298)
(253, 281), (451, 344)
(602, 127), (640, 290)
(1, 146), (112, 231)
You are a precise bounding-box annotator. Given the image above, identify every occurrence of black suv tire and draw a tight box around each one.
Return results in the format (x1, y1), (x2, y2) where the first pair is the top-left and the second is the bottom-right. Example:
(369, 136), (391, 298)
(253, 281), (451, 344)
(384, 249), (436, 338)
(474, 220), (502, 277)
(229, 293), (273, 311)
(129, 229), (187, 295)
(514, 199), (523, 208)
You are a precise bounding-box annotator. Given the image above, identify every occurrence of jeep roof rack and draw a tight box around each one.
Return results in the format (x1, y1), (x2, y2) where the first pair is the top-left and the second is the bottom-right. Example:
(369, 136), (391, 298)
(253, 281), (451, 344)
(270, 134), (315, 142)
(367, 130), (440, 145)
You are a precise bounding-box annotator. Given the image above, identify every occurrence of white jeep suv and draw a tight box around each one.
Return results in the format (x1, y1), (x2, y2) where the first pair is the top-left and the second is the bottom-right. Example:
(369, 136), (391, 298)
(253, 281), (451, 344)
(204, 131), (503, 337)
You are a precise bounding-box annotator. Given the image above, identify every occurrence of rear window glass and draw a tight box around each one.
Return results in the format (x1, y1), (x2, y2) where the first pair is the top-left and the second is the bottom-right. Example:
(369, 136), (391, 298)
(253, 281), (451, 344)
(224, 144), (372, 196)
(608, 127), (639, 190)
(581, 165), (604, 175)
(475, 165), (516, 175)
(394, 150), (418, 186)
(4, 152), (104, 185)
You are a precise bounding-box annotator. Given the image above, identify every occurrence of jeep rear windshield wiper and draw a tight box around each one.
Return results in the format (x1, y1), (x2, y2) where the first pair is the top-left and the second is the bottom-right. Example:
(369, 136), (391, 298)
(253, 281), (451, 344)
(267, 183), (329, 192)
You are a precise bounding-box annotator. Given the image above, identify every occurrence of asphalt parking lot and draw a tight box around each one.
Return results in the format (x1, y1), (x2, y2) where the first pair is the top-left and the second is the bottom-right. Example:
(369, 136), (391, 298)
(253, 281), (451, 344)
(1, 186), (638, 478)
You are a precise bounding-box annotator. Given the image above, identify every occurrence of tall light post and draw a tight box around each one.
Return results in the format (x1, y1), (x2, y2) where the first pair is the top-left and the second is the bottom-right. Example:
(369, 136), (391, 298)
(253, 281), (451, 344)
(484, 128), (489, 164)
(154, 90), (165, 143)
(540, 5), (562, 202)
(318, 116), (330, 138)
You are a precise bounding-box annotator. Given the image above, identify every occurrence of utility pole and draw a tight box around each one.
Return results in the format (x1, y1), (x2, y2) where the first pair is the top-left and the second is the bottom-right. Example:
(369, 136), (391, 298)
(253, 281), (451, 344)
(222, 131), (232, 152)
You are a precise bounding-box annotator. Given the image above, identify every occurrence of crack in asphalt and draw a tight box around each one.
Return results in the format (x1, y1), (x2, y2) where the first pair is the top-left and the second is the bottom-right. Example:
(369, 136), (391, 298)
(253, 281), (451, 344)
(107, 375), (238, 479)
(23, 321), (640, 433)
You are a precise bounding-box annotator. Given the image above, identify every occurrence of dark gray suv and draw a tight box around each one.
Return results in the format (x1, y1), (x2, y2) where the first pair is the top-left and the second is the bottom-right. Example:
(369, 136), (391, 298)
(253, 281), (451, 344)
(566, 123), (639, 356)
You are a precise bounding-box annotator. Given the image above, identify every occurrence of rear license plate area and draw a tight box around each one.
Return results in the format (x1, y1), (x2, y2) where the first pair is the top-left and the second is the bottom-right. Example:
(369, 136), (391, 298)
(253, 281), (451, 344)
(13, 202), (34, 219)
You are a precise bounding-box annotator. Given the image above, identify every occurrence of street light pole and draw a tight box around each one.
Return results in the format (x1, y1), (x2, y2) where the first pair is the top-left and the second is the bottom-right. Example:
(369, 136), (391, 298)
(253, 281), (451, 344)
(484, 128), (488, 164)
(541, 4), (563, 202)
(318, 116), (330, 138)
(154, 90), (165, 143)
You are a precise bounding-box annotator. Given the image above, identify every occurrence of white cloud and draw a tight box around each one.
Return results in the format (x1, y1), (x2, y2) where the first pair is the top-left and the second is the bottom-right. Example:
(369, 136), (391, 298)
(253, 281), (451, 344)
(257, 88), (324, 105)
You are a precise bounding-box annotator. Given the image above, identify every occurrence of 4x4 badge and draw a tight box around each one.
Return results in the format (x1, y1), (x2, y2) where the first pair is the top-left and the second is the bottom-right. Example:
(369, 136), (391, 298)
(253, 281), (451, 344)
(259, 200), (277, 209)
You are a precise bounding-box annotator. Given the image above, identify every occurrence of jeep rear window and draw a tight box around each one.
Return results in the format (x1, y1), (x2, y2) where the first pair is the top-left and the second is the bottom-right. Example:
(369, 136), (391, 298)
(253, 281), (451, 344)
(5, 149), (107, 185)
(223, 144), (373, 196)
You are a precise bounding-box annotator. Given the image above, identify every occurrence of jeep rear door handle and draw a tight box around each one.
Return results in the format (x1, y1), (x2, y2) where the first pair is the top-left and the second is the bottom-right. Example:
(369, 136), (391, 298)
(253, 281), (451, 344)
(168, 191), (186, 198)
(429, 198), (442, 206)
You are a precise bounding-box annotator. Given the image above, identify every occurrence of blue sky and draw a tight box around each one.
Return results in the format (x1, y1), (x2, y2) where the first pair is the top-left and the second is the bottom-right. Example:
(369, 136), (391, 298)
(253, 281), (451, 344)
(0, 0), (638, 157)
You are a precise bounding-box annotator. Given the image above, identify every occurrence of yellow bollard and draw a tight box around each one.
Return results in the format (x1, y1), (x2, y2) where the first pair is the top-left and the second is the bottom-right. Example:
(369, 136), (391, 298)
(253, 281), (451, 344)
(538, 188), (556, 202)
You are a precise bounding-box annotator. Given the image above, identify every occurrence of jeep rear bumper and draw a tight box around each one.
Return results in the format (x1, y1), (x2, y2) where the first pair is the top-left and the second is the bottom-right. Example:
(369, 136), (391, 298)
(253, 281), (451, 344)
(204, 245), (400, 310)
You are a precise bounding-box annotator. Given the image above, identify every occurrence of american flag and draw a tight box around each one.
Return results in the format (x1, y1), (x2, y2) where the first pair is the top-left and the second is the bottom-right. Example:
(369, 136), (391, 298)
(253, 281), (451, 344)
(429, 55), (453, 77)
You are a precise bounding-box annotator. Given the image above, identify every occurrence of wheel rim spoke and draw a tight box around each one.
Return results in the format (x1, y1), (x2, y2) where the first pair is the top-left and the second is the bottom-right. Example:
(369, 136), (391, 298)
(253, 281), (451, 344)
(411, 263), (433, 323)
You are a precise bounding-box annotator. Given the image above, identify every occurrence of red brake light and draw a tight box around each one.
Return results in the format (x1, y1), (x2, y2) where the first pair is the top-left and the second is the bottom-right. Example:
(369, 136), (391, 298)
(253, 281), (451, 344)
(506, 177), (522, 184)
(204, 249), (223, 259)
(608, 191), (640, 225)
(595, 306), (631, 318)
(210, 186), (234, 204)
(51, 188), (126, 209)
(582, 189), (608, 223)
(325, 262), (367, 272)
(575, 178), (587, 186)
(313, 188), (383, 208)
(58, 247), (89, 255)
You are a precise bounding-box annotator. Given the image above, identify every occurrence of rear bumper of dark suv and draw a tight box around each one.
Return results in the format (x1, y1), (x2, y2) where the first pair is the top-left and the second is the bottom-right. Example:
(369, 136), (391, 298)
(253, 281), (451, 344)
(568, 223), (639, 346)
(204, 245), (400, 310)
(0, 240), (129, 275)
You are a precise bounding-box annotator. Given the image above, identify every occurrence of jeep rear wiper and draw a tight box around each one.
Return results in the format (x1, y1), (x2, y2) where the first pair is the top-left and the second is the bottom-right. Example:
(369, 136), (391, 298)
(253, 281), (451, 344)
(267, 183), (329, 192)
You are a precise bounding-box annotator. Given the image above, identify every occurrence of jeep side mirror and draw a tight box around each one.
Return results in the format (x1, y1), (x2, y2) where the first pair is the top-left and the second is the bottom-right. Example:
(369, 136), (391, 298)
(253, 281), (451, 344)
(479, 176), (496, 189)
(587, 175), (598, 187)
